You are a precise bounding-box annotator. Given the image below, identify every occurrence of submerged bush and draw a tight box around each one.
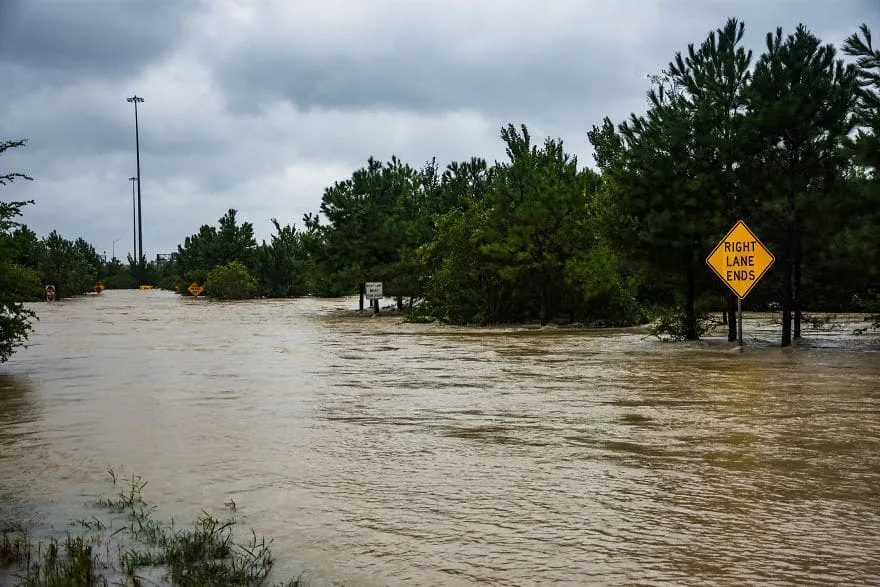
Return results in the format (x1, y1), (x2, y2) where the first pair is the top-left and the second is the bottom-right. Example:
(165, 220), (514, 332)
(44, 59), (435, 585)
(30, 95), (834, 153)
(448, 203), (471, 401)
(648, 307), (715, 341)
(205, 261), (257, 300)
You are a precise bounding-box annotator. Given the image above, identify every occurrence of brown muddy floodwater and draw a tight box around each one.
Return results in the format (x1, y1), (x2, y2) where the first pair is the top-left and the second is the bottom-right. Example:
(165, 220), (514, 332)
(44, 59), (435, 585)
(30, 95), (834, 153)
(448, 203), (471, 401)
(1, 289), (879, 586)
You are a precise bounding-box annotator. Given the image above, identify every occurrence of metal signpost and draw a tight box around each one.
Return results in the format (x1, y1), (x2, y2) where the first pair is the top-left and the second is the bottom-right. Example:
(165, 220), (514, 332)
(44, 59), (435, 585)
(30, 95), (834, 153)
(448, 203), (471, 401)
(706, 220), (775, 349)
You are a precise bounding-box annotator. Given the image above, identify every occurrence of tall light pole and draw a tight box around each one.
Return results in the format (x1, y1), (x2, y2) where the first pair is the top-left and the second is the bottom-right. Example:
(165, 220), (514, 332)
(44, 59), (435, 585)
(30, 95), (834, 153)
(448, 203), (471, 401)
(112, 238), (120, 261)
(126, 95), (144, 261)
(128, 176), (138, 261)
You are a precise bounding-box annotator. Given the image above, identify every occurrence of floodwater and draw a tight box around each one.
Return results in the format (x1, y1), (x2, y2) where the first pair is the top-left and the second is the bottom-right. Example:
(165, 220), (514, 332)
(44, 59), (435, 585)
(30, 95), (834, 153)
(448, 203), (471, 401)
(1, 289), (879, 586)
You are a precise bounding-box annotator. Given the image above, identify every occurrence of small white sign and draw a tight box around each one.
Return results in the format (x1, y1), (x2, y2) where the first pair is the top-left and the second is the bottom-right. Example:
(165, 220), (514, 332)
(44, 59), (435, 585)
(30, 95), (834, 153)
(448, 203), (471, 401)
(365, 281), (383, 300)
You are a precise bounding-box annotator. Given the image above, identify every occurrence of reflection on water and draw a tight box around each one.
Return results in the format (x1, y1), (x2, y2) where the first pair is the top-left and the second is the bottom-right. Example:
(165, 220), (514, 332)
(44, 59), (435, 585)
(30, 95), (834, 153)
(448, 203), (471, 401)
(0, 372), (35, 435)
(2, 289), (879, 585)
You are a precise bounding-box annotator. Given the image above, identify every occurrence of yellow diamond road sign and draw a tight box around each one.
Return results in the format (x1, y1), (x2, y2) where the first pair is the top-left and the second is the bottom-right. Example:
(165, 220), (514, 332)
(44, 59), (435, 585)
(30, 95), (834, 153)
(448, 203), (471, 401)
(706, 220), (775, 299)
(187, 282), (204, 297)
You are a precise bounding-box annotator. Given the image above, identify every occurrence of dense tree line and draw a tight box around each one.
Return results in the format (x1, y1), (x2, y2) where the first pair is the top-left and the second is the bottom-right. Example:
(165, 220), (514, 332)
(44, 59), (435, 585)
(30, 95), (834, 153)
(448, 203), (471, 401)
(0, 140), (168, 359)
(163, 208), (322, 298)
(2, 18), (878, 363)
(140, 20), (880, 344)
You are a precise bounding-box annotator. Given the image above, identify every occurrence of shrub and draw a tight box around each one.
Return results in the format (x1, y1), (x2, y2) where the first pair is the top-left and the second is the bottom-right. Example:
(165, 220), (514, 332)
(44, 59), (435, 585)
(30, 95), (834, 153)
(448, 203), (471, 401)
(205, 261), (257, 300)
(648, 307), (714, 341)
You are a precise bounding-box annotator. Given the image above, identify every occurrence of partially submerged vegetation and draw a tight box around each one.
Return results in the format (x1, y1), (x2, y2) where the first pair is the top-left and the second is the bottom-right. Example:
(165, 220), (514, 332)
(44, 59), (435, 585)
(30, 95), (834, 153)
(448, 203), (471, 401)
(0, 470), (301, 586)
(1, 18), (878, 358)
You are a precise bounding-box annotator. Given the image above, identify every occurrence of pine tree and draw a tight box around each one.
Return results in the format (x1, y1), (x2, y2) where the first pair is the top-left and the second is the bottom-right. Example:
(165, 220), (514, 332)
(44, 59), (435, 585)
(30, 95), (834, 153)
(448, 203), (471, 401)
(0, 139), (37, 363)
(667, 18), (753, 341)
(747, 26), (858, 346)
(843, 24), (880, 326)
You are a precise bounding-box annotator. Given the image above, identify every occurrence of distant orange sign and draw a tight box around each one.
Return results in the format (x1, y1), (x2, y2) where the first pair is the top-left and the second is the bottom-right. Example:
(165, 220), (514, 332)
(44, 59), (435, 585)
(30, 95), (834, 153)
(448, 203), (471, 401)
(187, 283), (204, 297)
(706, 220), (775, 298)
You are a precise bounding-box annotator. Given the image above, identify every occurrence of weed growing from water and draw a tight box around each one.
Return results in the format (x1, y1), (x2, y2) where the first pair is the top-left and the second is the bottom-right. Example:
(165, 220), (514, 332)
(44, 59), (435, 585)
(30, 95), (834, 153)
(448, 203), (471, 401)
(74, 517), (107, 532)
(19, 533), (107, 586)
(94, 472), (148, 514)
(0, 469), (291, 586)
(0, 524), (31, 567)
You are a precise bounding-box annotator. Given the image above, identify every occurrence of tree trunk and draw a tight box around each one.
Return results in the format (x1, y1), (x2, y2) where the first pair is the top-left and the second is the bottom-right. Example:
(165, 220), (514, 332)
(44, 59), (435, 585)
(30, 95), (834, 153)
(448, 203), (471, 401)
(781, 254), (793, 347)
(726, 292), (737, 342)
(793, 219), (802, 339)
(540, 288), (548, 326)
(539, 274), (549, 326)
(782, 180), (797, 347)
(396, 296), (403, 311)
(685, 259), (698, 340)
(359, 282), (365, 311)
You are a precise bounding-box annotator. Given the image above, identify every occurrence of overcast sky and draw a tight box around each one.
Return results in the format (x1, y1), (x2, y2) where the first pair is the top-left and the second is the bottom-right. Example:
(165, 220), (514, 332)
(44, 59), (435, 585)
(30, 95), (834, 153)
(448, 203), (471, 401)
(0, 0), (876, 260)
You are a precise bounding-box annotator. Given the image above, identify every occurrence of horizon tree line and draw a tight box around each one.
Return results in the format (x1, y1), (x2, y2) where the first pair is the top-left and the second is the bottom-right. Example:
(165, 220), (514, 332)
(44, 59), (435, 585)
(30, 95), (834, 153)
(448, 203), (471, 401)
(1, 18), (878, 362)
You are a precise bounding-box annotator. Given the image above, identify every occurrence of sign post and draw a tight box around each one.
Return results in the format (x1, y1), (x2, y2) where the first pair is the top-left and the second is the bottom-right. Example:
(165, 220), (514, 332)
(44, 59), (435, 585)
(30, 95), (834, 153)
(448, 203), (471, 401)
(706, 220), (775, 348)
(365, 281), (383, 314)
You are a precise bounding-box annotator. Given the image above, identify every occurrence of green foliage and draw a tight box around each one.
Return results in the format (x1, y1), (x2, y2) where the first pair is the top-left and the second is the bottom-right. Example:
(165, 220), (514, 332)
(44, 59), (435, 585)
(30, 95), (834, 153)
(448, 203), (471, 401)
(2, 471), (284, 586)
(746, 25), (858, 345)
(253, 218), (309, 298)
(294, 212), (347, 297)
(139, 19), (878, 341)
(0, 140), (33, 189)
(842, 25), (880, 312)
(481, 125), (602, 324)
(9, 226), (45, 270)
(0, 523), (30, 567)
(5, 221), (123, 298)
(589, 87), (714, 338)
(102, 258), (138, 289)
(563, 246), (644, 326)
(318, 156), (436, 300)
(176, 209), (257, 285)
(416, 126), (641, 326)
(649, 307), (715, 341)
(844, 24), (880, 171)
(415, 158), (494, 323)
(419, 205), (495, 324)
(127, 253), (159, 286)
(42, 230), (99, 299)
(586, 20), (870, 344)
(19, 533), (99, 586)
(588, 20), (761, 340)
(205, 261), (257, 300)
(0, 139), (36, 362)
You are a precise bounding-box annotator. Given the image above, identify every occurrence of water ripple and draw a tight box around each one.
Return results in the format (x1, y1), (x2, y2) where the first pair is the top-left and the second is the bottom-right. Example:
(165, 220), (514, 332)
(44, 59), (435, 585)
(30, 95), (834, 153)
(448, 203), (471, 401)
(1, 291), (878, 585)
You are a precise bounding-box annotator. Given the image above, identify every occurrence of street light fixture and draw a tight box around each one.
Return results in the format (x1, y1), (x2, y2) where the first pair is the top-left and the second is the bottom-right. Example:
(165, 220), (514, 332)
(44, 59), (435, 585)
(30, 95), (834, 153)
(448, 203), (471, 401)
(126, 95), (144, 261)
(128, 176), (138, 260)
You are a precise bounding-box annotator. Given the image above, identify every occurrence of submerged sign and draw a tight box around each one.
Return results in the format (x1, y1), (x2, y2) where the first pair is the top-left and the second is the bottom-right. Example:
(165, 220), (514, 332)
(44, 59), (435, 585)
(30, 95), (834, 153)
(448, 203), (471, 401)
(706, 220), (775, 299)
(365, 282), (383, 300)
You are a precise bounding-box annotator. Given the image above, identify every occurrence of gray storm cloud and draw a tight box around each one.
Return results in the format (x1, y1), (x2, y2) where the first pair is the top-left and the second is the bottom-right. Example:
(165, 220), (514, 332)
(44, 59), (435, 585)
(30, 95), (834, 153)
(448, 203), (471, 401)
(1, 0), (876, 259)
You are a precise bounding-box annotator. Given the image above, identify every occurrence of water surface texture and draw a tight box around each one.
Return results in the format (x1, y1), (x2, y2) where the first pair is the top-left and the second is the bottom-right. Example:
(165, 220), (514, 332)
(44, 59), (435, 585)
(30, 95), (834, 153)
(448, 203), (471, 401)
(2, 290), (879, 585)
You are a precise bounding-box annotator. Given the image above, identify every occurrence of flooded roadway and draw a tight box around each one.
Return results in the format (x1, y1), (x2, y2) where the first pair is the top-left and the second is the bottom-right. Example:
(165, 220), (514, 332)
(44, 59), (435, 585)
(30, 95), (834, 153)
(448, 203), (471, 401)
(1, 289), (879, 585)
